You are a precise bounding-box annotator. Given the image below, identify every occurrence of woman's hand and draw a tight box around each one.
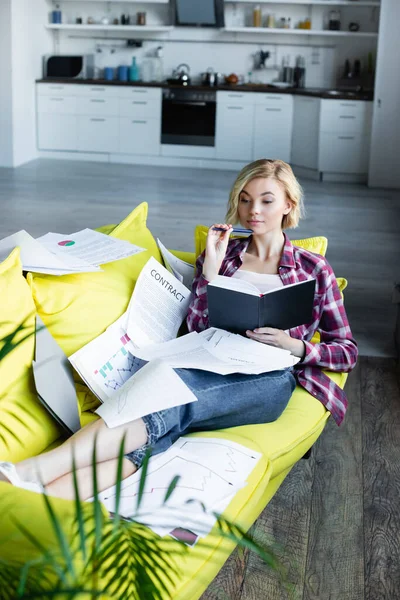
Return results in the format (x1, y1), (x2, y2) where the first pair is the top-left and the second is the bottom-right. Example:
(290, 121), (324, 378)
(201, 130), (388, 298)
(246, 327), (305, 359)
(202, 224), (233, 282)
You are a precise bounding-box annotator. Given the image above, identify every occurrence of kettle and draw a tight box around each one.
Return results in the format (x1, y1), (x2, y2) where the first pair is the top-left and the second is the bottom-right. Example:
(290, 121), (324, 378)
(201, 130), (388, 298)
(173, 63), (191, 86)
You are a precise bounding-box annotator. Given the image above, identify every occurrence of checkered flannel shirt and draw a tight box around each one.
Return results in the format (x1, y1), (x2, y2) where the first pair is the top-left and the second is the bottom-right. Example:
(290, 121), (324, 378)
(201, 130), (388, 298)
(186, 233), (358, 425)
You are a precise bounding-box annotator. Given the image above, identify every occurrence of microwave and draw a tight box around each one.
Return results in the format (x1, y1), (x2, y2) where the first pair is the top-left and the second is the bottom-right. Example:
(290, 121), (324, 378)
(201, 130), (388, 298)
(43, 55), (95, 79)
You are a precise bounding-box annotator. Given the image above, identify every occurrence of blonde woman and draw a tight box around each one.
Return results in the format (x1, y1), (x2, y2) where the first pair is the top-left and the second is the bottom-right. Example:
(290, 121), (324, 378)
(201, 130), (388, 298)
(0, 159), (357, 500)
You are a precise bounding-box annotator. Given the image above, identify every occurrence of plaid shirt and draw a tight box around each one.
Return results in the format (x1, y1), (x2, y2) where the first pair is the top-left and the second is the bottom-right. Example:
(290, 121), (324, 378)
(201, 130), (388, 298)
(187, 234), (358, 426)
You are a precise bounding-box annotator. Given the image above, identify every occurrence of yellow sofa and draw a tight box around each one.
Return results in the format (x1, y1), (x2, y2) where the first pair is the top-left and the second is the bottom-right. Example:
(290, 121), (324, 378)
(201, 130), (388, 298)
(0, 203), (347, 598)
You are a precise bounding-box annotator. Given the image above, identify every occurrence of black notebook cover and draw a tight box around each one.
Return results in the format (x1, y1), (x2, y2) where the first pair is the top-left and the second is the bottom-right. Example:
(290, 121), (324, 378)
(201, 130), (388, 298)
(207, 278), (316, 333)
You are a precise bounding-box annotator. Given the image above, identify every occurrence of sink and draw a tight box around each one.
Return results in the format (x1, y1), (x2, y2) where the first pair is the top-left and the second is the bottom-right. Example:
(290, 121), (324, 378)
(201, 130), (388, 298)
(325, 90), (357, 97)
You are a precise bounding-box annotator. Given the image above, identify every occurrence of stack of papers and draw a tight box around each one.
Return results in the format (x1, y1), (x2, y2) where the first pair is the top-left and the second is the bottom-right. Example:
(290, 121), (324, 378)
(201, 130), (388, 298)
(0, 229), (145, 275)
(132, 327), (300, 375)
(96, 437), (262, 545)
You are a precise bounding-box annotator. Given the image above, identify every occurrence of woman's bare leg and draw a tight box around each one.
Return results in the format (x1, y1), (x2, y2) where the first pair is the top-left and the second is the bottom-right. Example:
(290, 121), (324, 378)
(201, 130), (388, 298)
(45, 457), (137, 501)
(15, 417), (147, 487)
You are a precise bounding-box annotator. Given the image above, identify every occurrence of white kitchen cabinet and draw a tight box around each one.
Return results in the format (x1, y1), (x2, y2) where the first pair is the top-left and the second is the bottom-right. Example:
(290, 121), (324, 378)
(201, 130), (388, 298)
(318, 99), (372, 175)
(291, 96), (372, 177)
(77, 116), (119, 153)
(119, 118), (161, 155)
(37, 115), (78, 151)
(36, 83), (161, 156)
(319, 99), (372, 135)
(319, 132), (369, 174)
(37, 84), (78, 150)
(253, 95), (293, 162)
(215, 92), (254, 161)
(291, 96), (320, 170)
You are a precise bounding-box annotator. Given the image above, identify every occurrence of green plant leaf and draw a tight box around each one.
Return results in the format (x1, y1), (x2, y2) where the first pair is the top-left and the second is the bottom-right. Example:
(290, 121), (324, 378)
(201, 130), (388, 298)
(163, 475), (180, 504)
(135, 449), (151, 513)
(71, 450), (87, 562)
(112, 434), (127, 534)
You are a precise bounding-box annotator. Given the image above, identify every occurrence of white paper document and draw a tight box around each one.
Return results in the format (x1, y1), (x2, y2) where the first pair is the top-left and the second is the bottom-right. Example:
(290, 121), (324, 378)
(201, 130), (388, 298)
(133, 327), (300, 375)
(69, 315), (143, 403)
(95, 360), (198, 428)
(37, 228), (144, 267)
(126, 257), (192, 347)
(156, 238), (195, 290)
(96, 437), (261, 544)
(0, 230), (100, 275)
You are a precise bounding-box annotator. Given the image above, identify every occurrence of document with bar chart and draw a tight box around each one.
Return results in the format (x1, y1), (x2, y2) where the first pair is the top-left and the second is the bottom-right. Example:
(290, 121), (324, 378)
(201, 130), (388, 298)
(69, 313), (144, 402)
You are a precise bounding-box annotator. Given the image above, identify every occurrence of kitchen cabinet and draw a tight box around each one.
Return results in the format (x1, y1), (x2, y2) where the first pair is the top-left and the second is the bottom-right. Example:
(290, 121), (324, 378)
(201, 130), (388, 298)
(37, 116), (78, 152)
(215, 92), (254, 161)
(291, 96), (372, 178)
(253, 94), (293, 162)
(37, 85), (78, 151)
(77, 116), (119, 153)
(36, 83), (161, 157)
(291, 96), (320, 170)
(318, 99), (372, 174)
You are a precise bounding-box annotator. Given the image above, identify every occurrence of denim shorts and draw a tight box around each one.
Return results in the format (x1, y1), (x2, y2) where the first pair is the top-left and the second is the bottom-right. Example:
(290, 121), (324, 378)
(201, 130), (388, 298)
(125, 367), (296, 467)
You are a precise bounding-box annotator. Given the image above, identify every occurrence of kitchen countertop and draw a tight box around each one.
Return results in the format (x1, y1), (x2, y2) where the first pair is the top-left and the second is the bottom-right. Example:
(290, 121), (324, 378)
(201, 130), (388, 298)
(36, 78), (374, 101)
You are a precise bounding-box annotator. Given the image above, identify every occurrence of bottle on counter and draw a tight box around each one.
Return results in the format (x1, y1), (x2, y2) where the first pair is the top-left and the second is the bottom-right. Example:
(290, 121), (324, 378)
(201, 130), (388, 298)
(253, 5), (262, 27)
(129, 57), (140, 82)
(153, 46), (164, 82)
(293, 55), (306, 88)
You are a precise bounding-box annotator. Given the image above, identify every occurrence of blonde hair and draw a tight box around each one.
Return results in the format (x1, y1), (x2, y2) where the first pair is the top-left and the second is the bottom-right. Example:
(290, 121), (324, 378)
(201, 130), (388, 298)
(225, 159), (304, 229)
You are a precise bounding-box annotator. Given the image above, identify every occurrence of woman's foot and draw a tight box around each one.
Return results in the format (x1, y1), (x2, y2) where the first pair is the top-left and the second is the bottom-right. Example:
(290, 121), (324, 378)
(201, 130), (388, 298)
(0, 462), (44, 494)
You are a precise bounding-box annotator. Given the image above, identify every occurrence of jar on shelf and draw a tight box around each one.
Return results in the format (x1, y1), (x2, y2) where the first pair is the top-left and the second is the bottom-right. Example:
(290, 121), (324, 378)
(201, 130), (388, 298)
(137, 12), (146, 26)
(253, 5), (262, 28)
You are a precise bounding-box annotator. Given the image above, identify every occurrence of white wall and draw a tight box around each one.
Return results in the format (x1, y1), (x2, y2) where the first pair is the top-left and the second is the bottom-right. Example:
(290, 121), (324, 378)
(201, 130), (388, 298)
(368, 0), (400, 188)
(10, 0), (52, 167)
(0, 0), (14, 167)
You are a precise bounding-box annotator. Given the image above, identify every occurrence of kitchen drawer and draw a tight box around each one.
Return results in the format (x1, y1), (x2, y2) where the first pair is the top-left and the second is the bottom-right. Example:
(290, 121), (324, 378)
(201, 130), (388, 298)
(37, 95), (77, 115)
(119, 118), (161, 156)
(254, 93), (293, 108)
(320, 99), (372, 133)
(74, 85), (121, 98)
(37, 83), (80, 96)
(319, 132), (369, 173)
(117, 87), (161, 101)
(119, 98), (161, 119)
(37, 114), (77, 151)
(76, 96), (119, 116)
(254, 103), (293, 128)
(77, 116), (119, 153)
(217, 91), (255, 106)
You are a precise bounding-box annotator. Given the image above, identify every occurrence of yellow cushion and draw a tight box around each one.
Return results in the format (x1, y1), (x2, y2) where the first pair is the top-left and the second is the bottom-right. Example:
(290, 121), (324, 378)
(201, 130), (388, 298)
(0, 249), (60, 461)
(27, 203), (161, 361)
(195, 224), (328, 259)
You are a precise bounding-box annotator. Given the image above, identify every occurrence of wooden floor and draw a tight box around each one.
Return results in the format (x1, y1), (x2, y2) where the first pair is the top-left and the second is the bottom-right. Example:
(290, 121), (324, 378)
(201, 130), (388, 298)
(1, 159), (399, 357)
(200, 357), (400, 600)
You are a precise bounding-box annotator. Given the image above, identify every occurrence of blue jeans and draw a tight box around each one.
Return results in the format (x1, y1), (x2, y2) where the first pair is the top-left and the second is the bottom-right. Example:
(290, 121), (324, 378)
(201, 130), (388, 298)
(125, 367), (296, 467)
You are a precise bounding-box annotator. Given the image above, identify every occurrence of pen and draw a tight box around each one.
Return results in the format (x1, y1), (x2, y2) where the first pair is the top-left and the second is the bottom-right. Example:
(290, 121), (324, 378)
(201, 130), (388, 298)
(212, 227), (253, 234)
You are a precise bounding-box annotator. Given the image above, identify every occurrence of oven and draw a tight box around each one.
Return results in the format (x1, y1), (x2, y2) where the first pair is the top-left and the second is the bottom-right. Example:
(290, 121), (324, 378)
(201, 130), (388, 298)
(161, 88), (216, 147)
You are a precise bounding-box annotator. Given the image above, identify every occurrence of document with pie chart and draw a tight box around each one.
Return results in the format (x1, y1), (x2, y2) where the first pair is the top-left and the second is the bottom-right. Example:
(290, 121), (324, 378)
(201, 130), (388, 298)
(38, 228), (145, 268)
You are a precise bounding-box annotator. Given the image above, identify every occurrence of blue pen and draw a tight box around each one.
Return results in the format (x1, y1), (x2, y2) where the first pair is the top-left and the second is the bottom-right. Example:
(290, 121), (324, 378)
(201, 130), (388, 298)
(212, 226), (253, 235)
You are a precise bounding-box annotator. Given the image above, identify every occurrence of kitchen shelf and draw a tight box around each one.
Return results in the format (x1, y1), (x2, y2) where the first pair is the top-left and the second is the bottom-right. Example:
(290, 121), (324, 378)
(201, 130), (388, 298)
(53, 0), (169, 3)
(46, 24), (173, 32)
(223, 26), (378, 36)
(224, 1), (380, 5)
